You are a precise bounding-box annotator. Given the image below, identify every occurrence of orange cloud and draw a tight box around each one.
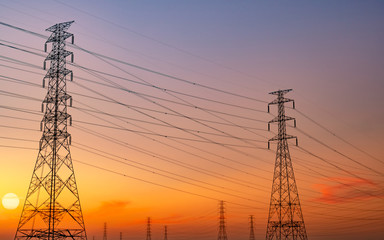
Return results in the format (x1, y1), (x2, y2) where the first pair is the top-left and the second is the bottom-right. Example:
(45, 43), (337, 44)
(313, 177), (383, 204)
(85, 200), (138, 224)
(97, 200), (132, 213)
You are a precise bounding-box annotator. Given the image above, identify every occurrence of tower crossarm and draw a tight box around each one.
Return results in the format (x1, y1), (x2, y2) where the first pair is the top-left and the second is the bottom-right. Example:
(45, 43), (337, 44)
(268, 134), (298, 149)
(269, 115), (295, 124)
(45, 21), (74, 32)
(268, 115), (296, 130)
(269, 134), (297, 142)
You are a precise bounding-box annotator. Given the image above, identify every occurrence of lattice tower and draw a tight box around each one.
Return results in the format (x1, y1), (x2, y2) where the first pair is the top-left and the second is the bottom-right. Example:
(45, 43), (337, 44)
(266, 89), (308, 240)
(14, 21), (87, 240)
(249, 215), (255, 240)
(218, 201), (228, 240)
(146, 217), (151, 240)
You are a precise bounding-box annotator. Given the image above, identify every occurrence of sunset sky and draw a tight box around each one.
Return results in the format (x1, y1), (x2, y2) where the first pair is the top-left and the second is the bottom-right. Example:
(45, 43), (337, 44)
(1, 0), (384, 239)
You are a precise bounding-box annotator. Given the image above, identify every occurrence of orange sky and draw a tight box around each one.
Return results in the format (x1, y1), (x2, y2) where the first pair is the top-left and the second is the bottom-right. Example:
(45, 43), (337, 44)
(1, 1), (384, 239)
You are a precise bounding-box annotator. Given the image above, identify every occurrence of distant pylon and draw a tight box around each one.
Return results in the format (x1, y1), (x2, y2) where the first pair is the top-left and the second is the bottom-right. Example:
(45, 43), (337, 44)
(164, 225), (168, 240)
(14, 21), (86, 240)
(218, 200), (228, 240)
(146, 217), (152, 240)
(120, 232), (122, 240)
(249, 215), (255, 240)
(266, 89), (308, 240)
(103, 222), (107, 240)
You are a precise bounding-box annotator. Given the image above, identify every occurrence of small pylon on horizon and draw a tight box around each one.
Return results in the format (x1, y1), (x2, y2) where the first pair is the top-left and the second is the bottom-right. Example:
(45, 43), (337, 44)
(103, 222), (107, 240)
(164, 225), (168, 240)
(218, 200), (228, 240)
(146, 217), (152, 240)
(249, 215), (255, 240)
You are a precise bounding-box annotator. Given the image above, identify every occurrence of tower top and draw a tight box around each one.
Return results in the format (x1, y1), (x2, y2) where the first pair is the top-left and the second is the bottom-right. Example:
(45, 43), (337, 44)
(269, 89), (292, 95)
(46, 20), (74, 32)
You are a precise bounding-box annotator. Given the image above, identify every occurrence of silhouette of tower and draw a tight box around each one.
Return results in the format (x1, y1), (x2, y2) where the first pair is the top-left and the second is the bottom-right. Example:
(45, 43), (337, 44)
(218, 201), (228, 240)
(164, 225), (168, 240)
(120, 232), (122, 240)
(266, 89), (308, 240)
(249, 215), (255, 240)
(146, 217), (152, 240)
(14, 21), (86, 240)
(103, 223), (107, 240)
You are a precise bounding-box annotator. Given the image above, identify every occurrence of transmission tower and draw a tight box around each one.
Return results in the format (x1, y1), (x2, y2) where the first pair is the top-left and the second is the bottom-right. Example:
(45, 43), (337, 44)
(14, 21), (87, 240)
(119, 232), (122, 240)
(249, 215), (255, 240)
(218, 200), (228, 240)
(103, 223), (107, 240)
(266, 89), (308, 240)
(164, 225), (168, 240)
(146, 217), (152, 240)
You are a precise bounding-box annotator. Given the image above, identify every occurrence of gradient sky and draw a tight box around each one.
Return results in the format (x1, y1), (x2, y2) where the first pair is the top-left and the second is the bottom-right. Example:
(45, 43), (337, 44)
(1, 1), (384, 239)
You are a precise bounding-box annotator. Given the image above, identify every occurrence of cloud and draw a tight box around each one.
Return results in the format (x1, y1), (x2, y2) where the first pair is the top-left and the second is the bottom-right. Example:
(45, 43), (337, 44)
(98, 200), (132, 212)
(313, 177), (384, 204)
(86, 200), (133, 220)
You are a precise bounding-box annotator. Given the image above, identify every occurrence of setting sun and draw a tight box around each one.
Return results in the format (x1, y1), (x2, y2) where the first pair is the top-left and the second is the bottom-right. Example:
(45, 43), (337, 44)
(2, 193), (19, 210)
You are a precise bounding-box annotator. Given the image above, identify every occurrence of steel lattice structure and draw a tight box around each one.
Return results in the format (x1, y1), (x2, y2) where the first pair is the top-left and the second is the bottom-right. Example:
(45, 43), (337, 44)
(103, 223), (107, 240)
(146, 217), (152, 240)
(14, 21), (87, 240)
(218, 201), (228, 240)
(266, 89), (308, 240)
(249, 215), (255, 240)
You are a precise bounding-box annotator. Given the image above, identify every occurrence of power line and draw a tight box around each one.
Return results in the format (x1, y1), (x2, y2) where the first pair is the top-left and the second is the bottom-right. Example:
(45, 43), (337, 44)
(0, 98), (378, 205)
(296, 108), (384, 166)
(0, 66), (269, 133)
(71, 48), (270, 144)
(72, 142), (262, 203)
(71, 79), (271, 172)
(296, 127), (384, 177)
(0, 102), (273, 191)
(0, 21), (268, 103)
(298, 146), (384, 200)
(0, 39), (268, 120)
(52, 0), (275, 89)
(72, 158), (260, 209)
(2, 59), (380, 196)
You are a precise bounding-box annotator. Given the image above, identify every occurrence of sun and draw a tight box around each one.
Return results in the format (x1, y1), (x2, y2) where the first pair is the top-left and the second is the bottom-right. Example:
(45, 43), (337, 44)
(2, 193), (20, 210)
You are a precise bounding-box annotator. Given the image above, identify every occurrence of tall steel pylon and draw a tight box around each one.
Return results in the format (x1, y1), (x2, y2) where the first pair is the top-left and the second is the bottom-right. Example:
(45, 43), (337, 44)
(266, 89), (308, 240)
(218, 201), (228, 240)
(14, 21), (87, 240)
(249, 215), (255, 240)
(146, 217), (152, 240)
